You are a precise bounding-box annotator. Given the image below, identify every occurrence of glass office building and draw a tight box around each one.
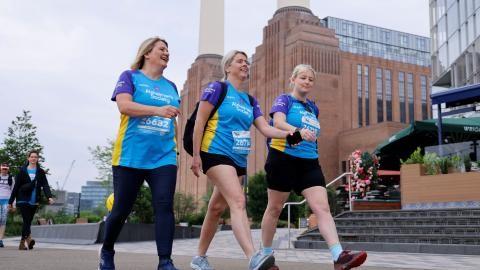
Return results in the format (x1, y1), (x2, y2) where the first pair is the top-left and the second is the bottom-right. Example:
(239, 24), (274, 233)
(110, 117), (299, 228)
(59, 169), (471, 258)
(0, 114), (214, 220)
(80, 181), (112, 211)
(430, 0), (480, 87)
(323, 17), (431, 67)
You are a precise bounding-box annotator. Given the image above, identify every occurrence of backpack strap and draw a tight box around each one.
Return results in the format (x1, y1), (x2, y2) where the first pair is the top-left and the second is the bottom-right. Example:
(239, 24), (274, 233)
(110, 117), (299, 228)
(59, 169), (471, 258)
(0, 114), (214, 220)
(247, 94), (255, 108)
(209, 81), (228, 118)
(306, 99), (319, 118)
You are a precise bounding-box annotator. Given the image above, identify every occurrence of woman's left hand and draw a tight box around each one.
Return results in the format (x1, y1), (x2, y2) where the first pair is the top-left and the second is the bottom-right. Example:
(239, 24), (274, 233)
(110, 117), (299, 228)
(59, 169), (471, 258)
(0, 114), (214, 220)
(48, 198), (55, 205)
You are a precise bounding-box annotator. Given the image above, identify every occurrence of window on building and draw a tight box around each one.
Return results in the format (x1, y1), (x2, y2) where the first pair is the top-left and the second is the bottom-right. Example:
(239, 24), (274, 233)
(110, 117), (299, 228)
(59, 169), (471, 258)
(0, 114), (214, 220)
(376, 68), (384, 123)
(437, 0), (447, 21)
(357, 64), (363, 127)
(367, 27), (374, 40)
(407, 73), (414, 123)
(421, 75), (428, 119)
(357, 25), (364, 38)
(385, 70), (392, 121)
(400, 34), (409, 47)
(365, 66), (370, 126)
(399, 72), (406, 123)
(447, 1), (459, 38)
(417, 37), (427, 51)
(343, 22), (353, 35)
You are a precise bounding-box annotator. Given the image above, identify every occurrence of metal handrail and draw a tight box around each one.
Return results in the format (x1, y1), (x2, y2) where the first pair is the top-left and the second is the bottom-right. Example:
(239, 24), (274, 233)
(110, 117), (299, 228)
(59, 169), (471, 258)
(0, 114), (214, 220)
(283, 172), (353, 248)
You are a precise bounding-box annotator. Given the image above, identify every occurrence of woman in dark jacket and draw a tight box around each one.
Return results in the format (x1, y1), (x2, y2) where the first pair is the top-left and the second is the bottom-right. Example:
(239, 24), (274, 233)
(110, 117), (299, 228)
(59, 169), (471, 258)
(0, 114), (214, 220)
(8, 150), (54, 250)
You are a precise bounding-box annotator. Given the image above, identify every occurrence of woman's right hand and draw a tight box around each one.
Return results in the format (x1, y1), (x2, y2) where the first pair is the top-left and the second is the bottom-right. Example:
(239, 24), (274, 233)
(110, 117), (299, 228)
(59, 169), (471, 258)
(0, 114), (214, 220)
(300, 128), (316, 142)
(191, 155), (202, 177)
(7, 204), (15, 212)
(156, 105), (180, 118)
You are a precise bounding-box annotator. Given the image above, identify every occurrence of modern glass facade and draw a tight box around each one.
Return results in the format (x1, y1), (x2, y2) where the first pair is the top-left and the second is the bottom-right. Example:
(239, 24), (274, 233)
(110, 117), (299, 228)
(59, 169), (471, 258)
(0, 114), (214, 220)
(357, 64), (363, 127)
(431, 0), (480, 86)
(399, 72), (407, 123)
(365, 66), (370, 126)
(376, 68), (384, 123)
(421, 75), (429, 119)
(80, 181), (112, 211)
(407, 73), (415, 123)
(385, 70), (393, 121)
(324, 17), (431, 67)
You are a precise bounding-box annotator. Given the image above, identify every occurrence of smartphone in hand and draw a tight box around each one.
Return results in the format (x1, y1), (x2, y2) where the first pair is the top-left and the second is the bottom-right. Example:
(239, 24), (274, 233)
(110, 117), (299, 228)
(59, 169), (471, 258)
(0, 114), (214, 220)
(286, 130), (303, 146)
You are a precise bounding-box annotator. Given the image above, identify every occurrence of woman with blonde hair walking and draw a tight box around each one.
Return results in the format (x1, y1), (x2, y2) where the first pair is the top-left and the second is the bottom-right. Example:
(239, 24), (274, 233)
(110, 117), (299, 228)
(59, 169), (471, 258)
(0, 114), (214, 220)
(190, 51), (308, 270)
(99, 36), (181, 270)
(260, 64), (367, 270)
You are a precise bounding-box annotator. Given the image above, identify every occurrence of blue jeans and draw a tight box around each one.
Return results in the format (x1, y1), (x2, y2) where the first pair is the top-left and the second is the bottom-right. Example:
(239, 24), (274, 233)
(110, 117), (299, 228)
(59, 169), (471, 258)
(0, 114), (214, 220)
(0, 200), (9, 226)
(102, 165), (177, 257)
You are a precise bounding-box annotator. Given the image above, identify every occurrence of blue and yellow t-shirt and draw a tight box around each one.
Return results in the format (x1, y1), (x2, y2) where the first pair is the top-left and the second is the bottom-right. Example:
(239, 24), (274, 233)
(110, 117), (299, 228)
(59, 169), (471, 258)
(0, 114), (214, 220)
(269, 94), (320, 159)
(111, 70), (180, 169)
(200, 81), (263, 168)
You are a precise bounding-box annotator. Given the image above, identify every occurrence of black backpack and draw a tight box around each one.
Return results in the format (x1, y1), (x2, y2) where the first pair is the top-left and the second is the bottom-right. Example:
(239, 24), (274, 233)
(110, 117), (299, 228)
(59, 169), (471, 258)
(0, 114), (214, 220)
(183, 81), (255, 156)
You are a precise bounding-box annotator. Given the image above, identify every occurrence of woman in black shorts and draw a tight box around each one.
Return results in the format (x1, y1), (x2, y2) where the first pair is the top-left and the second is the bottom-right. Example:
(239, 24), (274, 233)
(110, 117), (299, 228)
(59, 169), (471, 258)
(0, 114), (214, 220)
(260, 64), (367, 270)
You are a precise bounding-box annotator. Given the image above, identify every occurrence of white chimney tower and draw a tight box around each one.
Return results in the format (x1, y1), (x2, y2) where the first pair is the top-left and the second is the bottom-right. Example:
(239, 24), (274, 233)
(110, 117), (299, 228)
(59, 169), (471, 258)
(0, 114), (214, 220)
(277, 0), (310, 9)
(199, 0), (224, 56)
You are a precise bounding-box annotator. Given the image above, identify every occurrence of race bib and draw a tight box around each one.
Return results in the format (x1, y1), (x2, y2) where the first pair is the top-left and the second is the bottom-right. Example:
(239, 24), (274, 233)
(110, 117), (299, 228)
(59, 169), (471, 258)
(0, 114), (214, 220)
(137, 116), (171, 135)
(301, 115), (320, 136)
(232, 131), (251, 154)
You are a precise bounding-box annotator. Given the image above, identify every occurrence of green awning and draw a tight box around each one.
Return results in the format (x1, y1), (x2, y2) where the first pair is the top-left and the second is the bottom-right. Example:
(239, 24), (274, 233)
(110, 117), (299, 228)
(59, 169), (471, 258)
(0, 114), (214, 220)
(374, 117), (480, 169)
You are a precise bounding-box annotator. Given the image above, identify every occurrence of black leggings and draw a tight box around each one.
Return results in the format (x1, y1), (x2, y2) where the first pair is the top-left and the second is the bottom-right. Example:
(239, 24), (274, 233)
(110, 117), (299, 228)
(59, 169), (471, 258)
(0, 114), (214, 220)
(102, 165), (177, 257)
(18, 204), (37, 239)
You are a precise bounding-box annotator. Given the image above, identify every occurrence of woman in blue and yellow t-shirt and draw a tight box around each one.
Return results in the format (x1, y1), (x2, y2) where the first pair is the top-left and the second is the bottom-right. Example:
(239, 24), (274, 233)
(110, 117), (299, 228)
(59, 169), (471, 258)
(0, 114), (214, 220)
(190, 51), (305, 270)
(261, 64), (367, 270)
(99, 37), (181, 270)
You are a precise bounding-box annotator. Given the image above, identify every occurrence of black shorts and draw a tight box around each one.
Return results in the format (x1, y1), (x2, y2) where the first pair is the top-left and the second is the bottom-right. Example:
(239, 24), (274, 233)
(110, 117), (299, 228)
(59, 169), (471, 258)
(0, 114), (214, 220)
(200, 151), (246, 176)
(264, 148), (326, 195)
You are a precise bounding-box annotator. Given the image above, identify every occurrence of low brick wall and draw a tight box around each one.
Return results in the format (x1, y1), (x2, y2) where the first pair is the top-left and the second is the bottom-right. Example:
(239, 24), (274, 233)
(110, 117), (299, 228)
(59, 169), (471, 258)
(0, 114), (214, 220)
(401, 164), (480, 209)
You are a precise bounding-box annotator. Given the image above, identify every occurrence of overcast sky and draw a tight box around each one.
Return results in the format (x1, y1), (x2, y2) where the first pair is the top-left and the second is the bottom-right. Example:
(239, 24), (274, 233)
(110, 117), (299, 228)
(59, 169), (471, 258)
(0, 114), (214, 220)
(0, 0), (429, 192)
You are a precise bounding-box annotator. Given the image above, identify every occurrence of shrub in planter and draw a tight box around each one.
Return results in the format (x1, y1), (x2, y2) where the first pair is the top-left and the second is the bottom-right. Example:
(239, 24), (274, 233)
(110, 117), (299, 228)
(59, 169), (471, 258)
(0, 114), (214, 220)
(401, 147), (424, 165)
(437, 156), (452, 174)
(450, 155), (464, 172)
(423, 152), (440, 175)
(464, 155), (472, 172)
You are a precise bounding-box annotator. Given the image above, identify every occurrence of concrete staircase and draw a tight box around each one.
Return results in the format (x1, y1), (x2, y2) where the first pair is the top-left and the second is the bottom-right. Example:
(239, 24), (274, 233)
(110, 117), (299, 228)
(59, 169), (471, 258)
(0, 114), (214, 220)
(293, 208), (480, 255)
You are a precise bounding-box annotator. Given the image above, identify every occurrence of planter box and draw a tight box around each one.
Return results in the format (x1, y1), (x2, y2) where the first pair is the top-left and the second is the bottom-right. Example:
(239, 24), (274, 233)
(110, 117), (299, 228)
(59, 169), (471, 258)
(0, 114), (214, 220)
(401, 164), (480, 209)
(352, 200), (401, 211)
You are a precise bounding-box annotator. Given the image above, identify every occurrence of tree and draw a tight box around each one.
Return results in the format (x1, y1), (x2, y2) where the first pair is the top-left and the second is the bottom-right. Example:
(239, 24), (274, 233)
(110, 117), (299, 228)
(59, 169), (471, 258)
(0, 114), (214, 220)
(247, 171), (305, 225)
(130, 185), (154, 224)
(0, 110), (45, 175)
(88, 139), (158, 224)
(173, 192), (196, 223)
(88, 139), (114, 191)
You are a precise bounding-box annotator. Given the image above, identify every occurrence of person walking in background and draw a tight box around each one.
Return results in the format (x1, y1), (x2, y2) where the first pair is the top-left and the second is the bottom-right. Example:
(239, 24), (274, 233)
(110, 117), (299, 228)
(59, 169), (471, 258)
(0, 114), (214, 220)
(260, 64), (367, 270)
(99, 36), (181, 270)
(8, 150), (55, 250)
(190, 50), (307, 270)
(0, 163), (14, 248)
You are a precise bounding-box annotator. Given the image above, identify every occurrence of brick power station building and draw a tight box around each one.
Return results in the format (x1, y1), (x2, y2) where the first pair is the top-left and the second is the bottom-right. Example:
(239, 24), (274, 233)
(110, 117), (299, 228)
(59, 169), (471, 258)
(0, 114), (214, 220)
(176, 0), (432, 204)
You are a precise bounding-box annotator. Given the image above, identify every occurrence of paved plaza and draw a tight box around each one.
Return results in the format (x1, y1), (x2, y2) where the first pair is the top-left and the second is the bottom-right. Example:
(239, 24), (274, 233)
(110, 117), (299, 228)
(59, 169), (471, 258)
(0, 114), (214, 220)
(1, 229), (479, 269)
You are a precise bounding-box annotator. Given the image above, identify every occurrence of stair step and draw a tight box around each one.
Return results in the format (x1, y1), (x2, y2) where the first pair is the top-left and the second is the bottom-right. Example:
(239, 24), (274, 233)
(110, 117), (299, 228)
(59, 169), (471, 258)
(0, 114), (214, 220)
(292, 240), (480, 255)
(336, 208), (480, 219)
(298, 233), (480, 245)
(334, 225), (480, 235)
(298, 209), (480, 254)
(334, 217), (480, 227)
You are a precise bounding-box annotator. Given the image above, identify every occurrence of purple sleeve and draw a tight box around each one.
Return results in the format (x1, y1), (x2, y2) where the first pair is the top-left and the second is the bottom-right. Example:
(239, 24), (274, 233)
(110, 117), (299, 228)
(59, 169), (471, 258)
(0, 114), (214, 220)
(252, 97), (263, 119)
(269, 94), (290, 118)
(200, 82), (223, 106)
(111, 70), (134, 101)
